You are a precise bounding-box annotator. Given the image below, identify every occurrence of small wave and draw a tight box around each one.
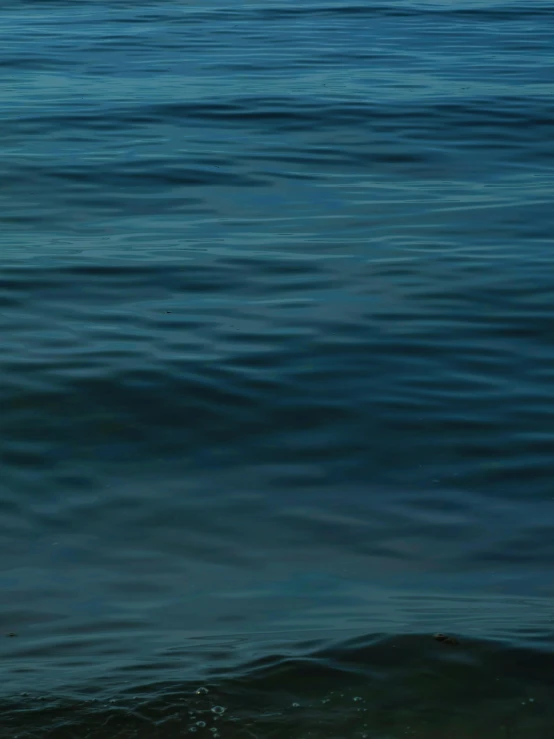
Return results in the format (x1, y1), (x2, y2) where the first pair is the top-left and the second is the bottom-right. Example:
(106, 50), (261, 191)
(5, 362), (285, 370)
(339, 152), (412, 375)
(2, 633), (554, 737)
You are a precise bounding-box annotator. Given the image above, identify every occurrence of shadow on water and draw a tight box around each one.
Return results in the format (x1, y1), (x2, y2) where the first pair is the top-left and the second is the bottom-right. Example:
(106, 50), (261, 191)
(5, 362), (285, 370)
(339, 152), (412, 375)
(3, 633), (554, 738)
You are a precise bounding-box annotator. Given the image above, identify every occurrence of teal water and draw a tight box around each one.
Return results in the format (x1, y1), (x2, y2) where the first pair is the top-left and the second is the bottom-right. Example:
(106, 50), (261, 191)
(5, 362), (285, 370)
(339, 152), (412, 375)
(2, 0), (554, 736)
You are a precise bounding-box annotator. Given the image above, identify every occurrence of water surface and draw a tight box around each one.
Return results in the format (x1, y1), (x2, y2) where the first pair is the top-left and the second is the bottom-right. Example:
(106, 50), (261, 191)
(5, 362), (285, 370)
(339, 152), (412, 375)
(1, 0), (554, 735)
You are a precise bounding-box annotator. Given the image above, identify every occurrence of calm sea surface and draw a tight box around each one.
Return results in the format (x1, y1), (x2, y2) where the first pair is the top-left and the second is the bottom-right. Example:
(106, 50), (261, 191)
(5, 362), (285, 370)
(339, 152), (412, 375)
(2, 0), (554, 736)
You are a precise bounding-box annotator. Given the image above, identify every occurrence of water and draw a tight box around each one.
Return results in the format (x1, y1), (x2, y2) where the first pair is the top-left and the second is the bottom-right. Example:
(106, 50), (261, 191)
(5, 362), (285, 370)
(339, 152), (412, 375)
(2, 0), (554, 735)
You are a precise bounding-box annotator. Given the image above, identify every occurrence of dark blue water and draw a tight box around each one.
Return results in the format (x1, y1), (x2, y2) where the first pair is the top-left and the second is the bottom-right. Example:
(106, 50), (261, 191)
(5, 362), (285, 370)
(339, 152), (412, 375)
(2, 1), (554, 736)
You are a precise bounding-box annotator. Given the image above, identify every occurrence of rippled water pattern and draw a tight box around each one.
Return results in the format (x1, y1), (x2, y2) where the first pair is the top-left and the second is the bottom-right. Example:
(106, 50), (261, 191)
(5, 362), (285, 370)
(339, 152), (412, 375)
(2, 0), (554, 735)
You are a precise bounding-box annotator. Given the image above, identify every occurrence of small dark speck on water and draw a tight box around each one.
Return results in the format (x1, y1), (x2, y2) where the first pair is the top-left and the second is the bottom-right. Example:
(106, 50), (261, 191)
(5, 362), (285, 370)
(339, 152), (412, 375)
(433, 633), (460, 646)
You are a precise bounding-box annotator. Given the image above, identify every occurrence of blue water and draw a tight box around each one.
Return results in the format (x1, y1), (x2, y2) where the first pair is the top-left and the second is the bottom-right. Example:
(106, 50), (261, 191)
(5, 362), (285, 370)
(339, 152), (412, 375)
(2, 1), (554, 736)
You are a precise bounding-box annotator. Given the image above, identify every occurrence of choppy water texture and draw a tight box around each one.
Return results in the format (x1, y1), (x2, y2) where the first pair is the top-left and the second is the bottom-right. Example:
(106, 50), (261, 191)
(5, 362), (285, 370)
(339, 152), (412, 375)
(2, 0), (554, 735)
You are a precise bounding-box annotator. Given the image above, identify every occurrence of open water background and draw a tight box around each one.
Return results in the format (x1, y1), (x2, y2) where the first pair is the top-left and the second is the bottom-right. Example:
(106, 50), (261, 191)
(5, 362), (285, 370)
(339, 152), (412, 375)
(2, 0), (554, 736)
